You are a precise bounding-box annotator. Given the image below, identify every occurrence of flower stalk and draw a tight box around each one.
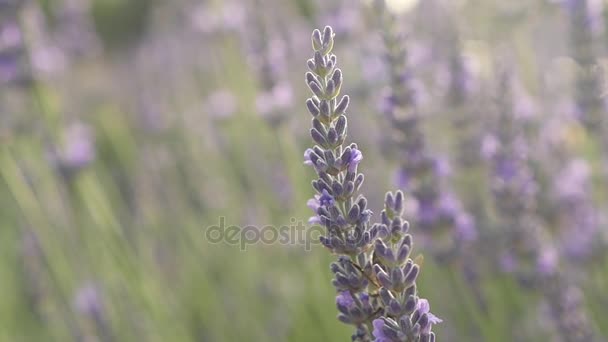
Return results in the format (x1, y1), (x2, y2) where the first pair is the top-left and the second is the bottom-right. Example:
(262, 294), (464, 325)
(304, 25), (439, 342)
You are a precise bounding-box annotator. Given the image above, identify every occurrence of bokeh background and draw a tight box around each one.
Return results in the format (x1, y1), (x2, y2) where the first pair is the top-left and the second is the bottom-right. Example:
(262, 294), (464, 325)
(2, 0), (608, 341)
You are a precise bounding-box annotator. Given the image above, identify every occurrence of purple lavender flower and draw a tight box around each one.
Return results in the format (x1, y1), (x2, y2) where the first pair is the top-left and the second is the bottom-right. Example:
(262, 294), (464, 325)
(564, 0), (607, 135)
(543, 277), (596, 342)
(49, 0), (101, 59)
(336, 291), (355, 308)
(374, 0), (475, 263)
(346, 148), (363, 172)
(74, 284), (103, 317)
(507, 83), (599, 339)
(73, 283), (113, 341)
(302, 25), (437, 341)
(303, 148), (315, 166)
(319, 189), (335, 207)
(485, 66), (555, 286)
(44, 122), (96, 182)
(552, 159), (600, 263)
(59, 122), (96, 171)
(371, 299), (439, 342)
(416, 299), (442, 326)
(372, 318), (396, 342)
(0, 9), (30, 87)
(240, 0), (293, 126)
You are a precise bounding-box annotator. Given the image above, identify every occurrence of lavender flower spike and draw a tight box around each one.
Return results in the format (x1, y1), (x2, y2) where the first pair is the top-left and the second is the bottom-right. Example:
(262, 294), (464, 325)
(374, 0), (475, 263)
(304, 25), (438, 342)
(483, 65), (549, 284)
(487, 66), (597, 340)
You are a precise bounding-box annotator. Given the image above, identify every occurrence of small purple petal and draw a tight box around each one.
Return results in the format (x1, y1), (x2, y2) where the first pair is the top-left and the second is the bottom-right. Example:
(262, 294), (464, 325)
(336, 291), (354, 309)
(304, 149), (314, 166)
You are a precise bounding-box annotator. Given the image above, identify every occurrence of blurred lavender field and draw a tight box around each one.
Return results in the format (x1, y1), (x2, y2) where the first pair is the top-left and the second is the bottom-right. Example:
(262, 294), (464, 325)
(2, 0), (608, 341)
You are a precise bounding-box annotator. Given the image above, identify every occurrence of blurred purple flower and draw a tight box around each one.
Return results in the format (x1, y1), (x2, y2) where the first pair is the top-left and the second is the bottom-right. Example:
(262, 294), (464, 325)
(74, 284), (103, 317)
(377, 0), (476, 263)
(255, 83), (294, 119)
(454, 211), (477, 242)
(553, 159), (599, 262)
(555, 159), (591, 203)
(0, 21), (21, 47)
(537, 246), (558, 276)
(500, 252), (517, 273)
(60, 123), (95, 170)
(563, 0), (604, 35)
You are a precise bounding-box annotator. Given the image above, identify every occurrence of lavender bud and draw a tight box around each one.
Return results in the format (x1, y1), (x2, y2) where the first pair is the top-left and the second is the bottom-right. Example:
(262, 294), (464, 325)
(391, 217), (403, 233)
(404, 264), (420, 287)
(348, 205), (360, 223)
(331, 68), (343, 89)
(357, 197), (368, 212)
(320, 26), (334, 55)
(341, 147), (352, 164)
(327, 127), (339, 145)
(405, 285), (417, 298)
(312, 118), (326, 136)
(418, 314), (430, 332)
(397, 242), (411, 264)
(380, 288), (394, 305)
(325, 59), (335, 74)
(309, 81), (324, 99)
(314, 51), (326, 74)
(391, 267), (405, 286)
(389, 299), (402, 316)
(319, 99), (331, 118)
(394, 191), (404, 214)
(385, 192), (395, 210)
(377, 224), (390, 238)
(332, 181), (343, 197)
(326, 79), (337, 99)
(404, 295), (417, 314)
(314, 159), (328, 173)
(375, 241), (396, 263)
(354, 174), (364, 190)
(311, 128), (327, 147)
(305, 72), (317, 86)
(324, 150), (336, 166)
(306, 98), (320, 117)
(401, 221), (410, 233)
(375, 266), (393, 289)
(335, 115), (347, 136)
(335, 95), (350, 115)
(330, 262), (341, 274)
(312, 29), (323, 50)
(307, 59), (316, 72)
(322, 26), (333, 45)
